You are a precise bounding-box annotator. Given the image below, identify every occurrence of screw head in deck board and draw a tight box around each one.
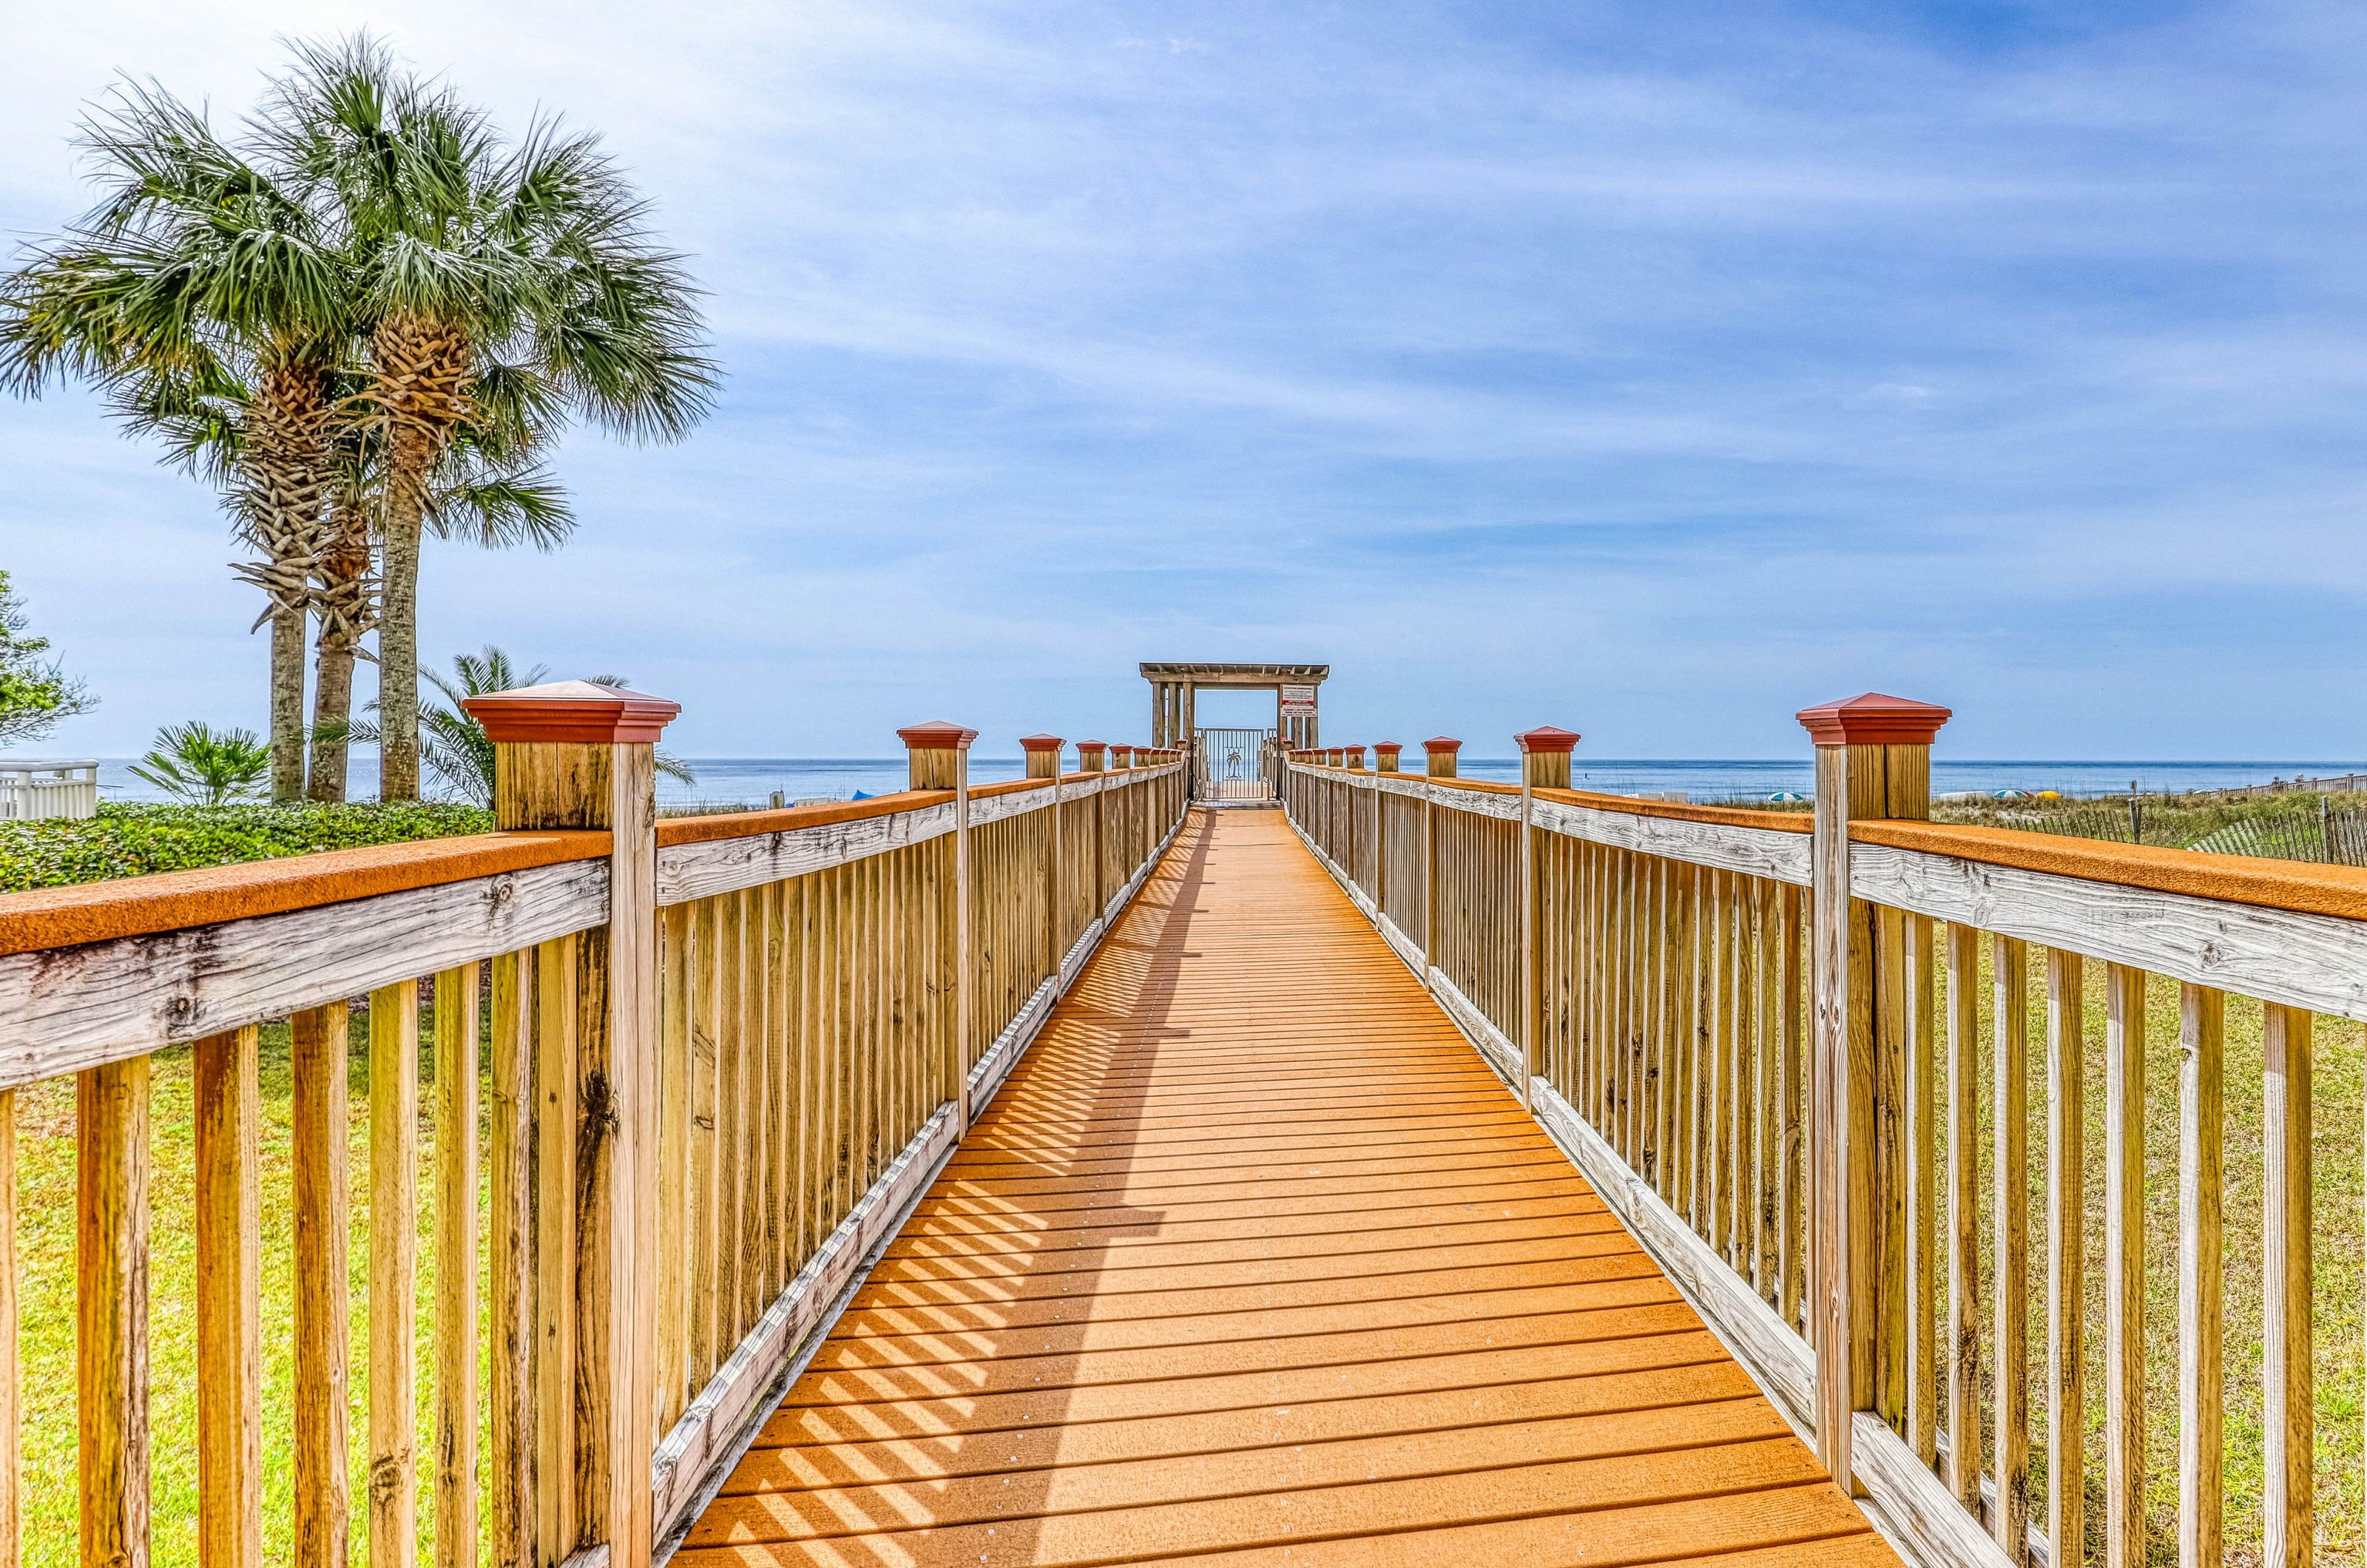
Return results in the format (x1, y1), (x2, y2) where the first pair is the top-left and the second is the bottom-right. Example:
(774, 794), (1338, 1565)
(1793, 692), (1952, 747)
(462, 680), (681, 743)
(896, 720), (979, 751)
(1513, 726), (1581, 754)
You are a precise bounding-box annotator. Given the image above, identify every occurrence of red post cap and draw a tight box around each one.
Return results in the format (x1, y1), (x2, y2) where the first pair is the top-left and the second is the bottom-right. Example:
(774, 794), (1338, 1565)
(1424, 737), (1463, 755)
(1794, 693), (1952, 747)
(1077, 740), (1107, 754)
(1018, 733), (1064, 754)
(896, 720), (979, 751)
(1513, 726), (1581, 754)
(462, 680), (681, 745)
(1374, 742), (1402, 757)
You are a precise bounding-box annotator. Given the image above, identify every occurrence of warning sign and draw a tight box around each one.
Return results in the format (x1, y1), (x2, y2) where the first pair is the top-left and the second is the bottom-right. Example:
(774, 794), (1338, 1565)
(1279, 684), (1317, 717)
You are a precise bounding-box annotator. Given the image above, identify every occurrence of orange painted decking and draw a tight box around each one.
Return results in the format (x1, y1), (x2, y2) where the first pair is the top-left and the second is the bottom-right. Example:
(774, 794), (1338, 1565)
(674, 808), (1895, 1568)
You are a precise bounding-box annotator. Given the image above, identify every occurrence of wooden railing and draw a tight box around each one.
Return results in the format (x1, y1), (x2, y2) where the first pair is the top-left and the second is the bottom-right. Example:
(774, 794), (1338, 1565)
(0, 688), (1186, 1568)
(1283, 708), (2367, 1568)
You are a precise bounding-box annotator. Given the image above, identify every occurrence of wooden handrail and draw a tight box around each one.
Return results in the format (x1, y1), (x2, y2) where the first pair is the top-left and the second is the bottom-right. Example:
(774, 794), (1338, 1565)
(0, 829), (608, 956)
(1851, 816), (2367, 920)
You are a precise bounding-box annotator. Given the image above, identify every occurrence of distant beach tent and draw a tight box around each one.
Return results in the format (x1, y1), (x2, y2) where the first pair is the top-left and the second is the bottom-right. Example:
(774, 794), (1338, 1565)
(1766, 791), (1807, 802)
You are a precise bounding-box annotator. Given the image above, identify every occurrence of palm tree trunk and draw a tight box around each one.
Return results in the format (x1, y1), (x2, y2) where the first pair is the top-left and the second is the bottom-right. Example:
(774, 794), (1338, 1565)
(306, 507), (374, 804)
(369, 311), (470, 803)
(239, 359), (333, 803)
(307, 635), (357, 802)
(269, 602), (307, 800)
(378, 505), (422, 801)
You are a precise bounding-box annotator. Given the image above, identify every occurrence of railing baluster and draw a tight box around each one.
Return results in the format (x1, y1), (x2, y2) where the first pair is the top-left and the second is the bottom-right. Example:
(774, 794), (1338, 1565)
(432, 964), (480, 1568)
(715, 895), (748, 1339)
(79, 1055), (150, 1568)
(489, 950), (535, 1568)
(1945, 925), (1981, 1509)
(534, 935), (578, 1561)
(2264, 1001), (2312, 1568)
(2178, 982), (2225, 1568)
(1993, 933), (2032, 1565)
(1904, 916), (1937, 1469)
(2046, 948), (2085, 1568)
(0, 1089), (13, 1568)
(369, 979), (421, 1568)
(2103, 964), (2147, 1568)
(292, 1001), (349, 1568)
(1777, 883), (1803, 1329)
(195, 1027), (260, 1568)
(658, 910), (691, 1430)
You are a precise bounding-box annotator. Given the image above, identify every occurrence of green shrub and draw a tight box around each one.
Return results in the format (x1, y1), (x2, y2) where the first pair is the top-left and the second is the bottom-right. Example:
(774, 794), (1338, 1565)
(0, 801), (494, 892)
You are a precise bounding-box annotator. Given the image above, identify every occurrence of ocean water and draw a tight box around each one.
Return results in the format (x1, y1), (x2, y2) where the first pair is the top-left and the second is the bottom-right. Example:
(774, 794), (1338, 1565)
(72, 754), (2367, 808)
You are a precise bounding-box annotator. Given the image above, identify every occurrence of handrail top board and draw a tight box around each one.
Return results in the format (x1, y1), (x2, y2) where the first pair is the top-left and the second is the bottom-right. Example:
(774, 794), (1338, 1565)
(1851, 817), (2367, 924)
(0, 829), (609, 958)
(0, 761), (1187, 959)
(1285, 757), (1810, 832)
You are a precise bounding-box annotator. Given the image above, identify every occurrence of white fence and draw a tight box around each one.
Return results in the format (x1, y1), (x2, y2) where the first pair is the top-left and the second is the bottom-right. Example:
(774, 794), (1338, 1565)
(0, 760), (98, 821)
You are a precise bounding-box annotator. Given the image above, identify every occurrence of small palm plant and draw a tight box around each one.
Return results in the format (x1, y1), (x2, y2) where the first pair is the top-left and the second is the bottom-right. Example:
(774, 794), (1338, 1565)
(345, 646), (692, 806)
(131, 721), (272, 805)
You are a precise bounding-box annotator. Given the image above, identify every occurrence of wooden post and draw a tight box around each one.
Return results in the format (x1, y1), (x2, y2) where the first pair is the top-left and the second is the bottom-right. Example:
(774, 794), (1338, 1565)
(1795, 692), (1950, 1490)
(1110, 744), (1133, 771)
(1374, 743), (1402, 773)
(901, 722), (978, 1126)
(1516, 728), (1576, 791)
(462, 679), (678, 1568)
(1077, 740), (1106, 774)
(1345, 746), (1367, 771)
(1024, 734), (1065, 992)
(1425, 737), (1461, 779)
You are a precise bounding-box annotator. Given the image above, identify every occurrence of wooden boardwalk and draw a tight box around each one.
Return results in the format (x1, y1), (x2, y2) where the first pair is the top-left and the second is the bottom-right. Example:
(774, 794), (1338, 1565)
(674, 808), (1895, 1568)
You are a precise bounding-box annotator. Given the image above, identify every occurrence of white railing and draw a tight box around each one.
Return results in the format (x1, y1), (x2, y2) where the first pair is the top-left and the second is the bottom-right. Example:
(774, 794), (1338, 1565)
(0, 759), (98, 820)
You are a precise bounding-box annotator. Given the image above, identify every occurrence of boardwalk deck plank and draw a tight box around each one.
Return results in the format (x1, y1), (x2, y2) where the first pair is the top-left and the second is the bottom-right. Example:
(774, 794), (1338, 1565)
(676, 808), (1891, 1568)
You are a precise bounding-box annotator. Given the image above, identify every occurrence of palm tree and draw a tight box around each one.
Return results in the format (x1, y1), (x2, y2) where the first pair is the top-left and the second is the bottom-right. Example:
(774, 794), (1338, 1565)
(0, 82), (351, 800)
(260, 37), (717, 800)
(131, 720), (272, 805)
(302, 368), (574, 802)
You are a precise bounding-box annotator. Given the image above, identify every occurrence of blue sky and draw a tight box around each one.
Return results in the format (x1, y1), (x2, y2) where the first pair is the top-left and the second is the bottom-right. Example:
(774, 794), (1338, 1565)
(6, 0), (2367, 760)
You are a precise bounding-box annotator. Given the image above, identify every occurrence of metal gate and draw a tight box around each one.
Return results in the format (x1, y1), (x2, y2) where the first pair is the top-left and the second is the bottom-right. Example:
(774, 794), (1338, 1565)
(1195, 728), (1274, 802)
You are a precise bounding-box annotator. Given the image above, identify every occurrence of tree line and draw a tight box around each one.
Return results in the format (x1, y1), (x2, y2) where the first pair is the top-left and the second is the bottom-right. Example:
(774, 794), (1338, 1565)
(0, 35), (717, 800)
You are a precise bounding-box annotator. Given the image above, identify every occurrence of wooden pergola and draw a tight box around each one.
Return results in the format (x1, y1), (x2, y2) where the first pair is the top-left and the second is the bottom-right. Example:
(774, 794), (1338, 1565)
(1140, 660), (1329, 748)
